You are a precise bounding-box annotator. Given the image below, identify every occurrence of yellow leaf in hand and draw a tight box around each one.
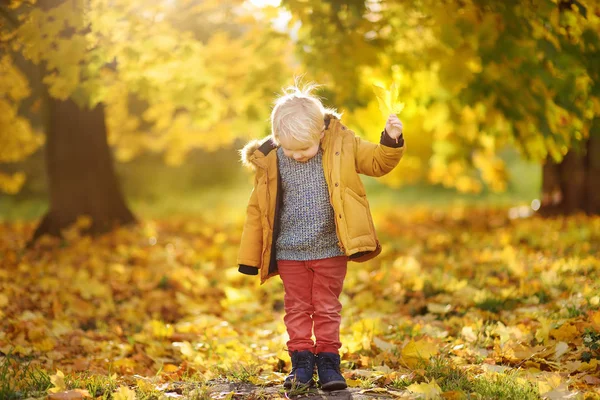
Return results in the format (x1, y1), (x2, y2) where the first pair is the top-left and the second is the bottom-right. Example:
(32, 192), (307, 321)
(113, 386), (136, 400)
(49, 370), (67, 393)
(373, 83), (391, 117)
(389, 82), (405, 114)
(372, 82), (405, 119)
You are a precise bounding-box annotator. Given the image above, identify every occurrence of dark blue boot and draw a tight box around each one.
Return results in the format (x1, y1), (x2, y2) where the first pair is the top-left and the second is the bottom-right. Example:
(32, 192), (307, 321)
(284, 350), (315, 389)
(316, 352), (347, 391)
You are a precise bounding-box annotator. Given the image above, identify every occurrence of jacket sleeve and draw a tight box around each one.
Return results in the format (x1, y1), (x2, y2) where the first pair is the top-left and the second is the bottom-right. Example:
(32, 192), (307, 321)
(237, 174), (263, 270)
(354, 129), (405, 177)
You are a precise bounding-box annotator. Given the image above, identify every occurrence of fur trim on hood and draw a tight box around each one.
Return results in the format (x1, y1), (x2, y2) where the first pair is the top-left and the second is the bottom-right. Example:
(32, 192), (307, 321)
(239, 113), (340, 170)
(240, 138), (264, 170)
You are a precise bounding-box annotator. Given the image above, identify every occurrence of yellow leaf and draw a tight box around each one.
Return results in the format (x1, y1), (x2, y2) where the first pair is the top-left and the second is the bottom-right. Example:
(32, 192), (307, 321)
(113, 386), (136, 400)
(407, 378), (443, 399)
(537, 373), (564, 395)
(579, 359), (598, 372)
(401, 339), (439, 368)
(535, 318), (552, 344)
(373, 82), (405, 119)
(48, 389), (91, 400)
(346, 379), (362, 388)
(590, 310), (600, 331)
(550, 323), (578, 341)
(0, 293), (8, 308)
(554, 342), (569, 360)
(49, 370), (67, 394)
(373, 337), (395, 352)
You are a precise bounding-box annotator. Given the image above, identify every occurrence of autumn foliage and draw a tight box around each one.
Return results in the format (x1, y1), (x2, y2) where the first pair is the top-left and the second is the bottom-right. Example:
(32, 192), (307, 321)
(1, 208), (599, 398)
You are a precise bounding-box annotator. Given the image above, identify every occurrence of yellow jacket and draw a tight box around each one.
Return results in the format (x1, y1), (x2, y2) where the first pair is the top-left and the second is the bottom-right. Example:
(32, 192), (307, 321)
(237, 114), (405, 284)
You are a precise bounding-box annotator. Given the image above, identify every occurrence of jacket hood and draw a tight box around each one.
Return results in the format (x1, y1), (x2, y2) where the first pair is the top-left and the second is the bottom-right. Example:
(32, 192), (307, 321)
(240, 113), (340, 170)
(240, 139), (263, 170)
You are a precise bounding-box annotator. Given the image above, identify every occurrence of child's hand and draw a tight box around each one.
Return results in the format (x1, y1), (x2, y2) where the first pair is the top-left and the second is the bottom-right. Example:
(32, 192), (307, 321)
(385, 114), (403, 142)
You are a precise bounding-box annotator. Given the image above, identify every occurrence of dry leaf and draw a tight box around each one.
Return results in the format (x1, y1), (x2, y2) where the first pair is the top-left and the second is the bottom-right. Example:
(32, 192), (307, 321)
(113, 386), (136, 400)
(48, 390), (90, 400)
(401, 340), (439, 368)
(49, 370), (67, 393)
(407, 379), (443, 399)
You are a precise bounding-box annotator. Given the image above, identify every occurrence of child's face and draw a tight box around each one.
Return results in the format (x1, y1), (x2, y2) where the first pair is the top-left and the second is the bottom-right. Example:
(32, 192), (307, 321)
(279, 130), (325, 163)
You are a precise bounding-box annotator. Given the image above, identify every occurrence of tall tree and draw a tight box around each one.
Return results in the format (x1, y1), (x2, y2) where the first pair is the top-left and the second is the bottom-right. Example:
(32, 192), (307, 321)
(282, 0), (600, 214)
(0, 0), (293, 240)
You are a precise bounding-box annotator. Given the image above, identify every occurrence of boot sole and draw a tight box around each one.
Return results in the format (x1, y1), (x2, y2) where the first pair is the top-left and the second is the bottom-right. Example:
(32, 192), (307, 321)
(320, 380), (348, 391)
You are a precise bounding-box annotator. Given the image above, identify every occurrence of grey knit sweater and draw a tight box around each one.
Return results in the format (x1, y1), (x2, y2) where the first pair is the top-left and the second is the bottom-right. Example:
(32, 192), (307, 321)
(275, 147), (344, 261)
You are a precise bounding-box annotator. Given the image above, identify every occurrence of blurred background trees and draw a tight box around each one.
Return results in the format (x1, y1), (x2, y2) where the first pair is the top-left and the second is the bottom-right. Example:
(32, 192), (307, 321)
(1, 0), (598, 239)
(1, 0), (292, 238)
(283, 0), (599, 214)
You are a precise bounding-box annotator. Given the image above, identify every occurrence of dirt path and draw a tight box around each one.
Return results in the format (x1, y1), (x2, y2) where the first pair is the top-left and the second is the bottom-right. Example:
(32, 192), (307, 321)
(204, 382), (411, 399)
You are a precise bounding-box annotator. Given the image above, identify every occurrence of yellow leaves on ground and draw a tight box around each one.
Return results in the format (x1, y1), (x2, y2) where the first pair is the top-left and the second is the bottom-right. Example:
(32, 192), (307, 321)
(372, 82), (405, 119)
(1, 208), (599, 397)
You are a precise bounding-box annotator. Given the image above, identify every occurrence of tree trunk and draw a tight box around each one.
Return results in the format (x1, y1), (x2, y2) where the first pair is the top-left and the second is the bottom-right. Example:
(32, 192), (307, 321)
(586, 123), (600, 213)
(540, 119), (600, 216)
(29, 98), (136, 243)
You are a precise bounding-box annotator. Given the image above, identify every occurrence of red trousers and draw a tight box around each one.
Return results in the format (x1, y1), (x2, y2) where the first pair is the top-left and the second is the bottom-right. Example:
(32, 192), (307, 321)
(277, 256), (348, 354)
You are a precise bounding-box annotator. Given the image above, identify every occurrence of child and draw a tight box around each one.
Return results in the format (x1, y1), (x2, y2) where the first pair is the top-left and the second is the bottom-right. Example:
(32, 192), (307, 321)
(237, 83), (404, 391)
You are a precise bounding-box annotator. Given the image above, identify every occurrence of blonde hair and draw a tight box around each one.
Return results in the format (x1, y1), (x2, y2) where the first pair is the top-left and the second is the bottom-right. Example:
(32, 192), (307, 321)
(270, 81), (339, 146)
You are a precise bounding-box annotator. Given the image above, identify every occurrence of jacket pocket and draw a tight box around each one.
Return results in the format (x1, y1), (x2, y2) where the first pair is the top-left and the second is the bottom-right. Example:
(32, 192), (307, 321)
(343, 187), (372, 239)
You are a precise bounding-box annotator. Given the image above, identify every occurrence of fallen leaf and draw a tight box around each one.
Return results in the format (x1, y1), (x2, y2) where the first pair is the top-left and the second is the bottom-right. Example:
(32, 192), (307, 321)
(427, 303), (452, 314)
(461, 326), (478, 343)
(49, 370), (67, 393)
(441, 390), (465, 399)
(583, 375), (600, 385)
(554, 342), (569, 360)
(113, 386), (136, 400)
(48, 390), (90, 400)
(590, 310), (600, 330)
(407, 379), (443, 399)
(550, 323), (578, 341)
(402, 339), (439, 368)
(373, 337), (395, 352)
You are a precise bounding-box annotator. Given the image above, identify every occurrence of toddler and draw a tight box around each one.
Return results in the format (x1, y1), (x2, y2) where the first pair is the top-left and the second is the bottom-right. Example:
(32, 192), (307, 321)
(237, 83), (404, 391)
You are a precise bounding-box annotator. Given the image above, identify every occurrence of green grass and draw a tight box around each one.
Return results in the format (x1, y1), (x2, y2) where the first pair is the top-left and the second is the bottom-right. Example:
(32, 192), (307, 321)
(414, 357), (540, 399)
(65, 372), (118, 399)
(2, 352), (544, 399)
(0, 353), (124, 400)
(215, 363), (261, 383)
(471, 372), (540, 400)
(278, 380), (312, 397)
(0, 196), (48, 222)
(0, 353), (52, 400)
